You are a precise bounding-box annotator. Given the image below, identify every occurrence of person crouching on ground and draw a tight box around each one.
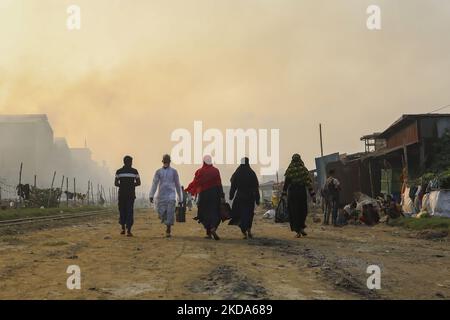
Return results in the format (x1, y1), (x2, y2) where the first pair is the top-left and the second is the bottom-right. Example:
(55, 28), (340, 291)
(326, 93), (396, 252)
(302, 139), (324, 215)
(115, 155), (141, 237)
(342, 200), (357, 225)
(149, 154), (183, 238)
(186, 155), (224, 240)
(229, 157), (260, 239)
(282, 154), (316, 238)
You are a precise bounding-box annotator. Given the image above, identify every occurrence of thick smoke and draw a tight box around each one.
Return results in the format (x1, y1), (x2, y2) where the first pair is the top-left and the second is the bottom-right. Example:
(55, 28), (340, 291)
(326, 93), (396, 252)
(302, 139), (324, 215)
(1, 0), (450, 190)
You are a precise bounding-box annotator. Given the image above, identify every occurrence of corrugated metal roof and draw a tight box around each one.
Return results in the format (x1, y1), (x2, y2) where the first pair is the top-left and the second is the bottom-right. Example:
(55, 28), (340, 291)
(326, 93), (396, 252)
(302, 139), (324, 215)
(361, 142), (418, 159)
(378, 113), (450, 138)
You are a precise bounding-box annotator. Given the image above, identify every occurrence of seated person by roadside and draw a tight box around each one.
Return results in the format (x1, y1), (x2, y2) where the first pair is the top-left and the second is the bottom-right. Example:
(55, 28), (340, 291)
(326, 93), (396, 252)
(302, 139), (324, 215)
(384, 194), (404, 222)
(360, 203), (380, 226)
(341, 200), (358, 225)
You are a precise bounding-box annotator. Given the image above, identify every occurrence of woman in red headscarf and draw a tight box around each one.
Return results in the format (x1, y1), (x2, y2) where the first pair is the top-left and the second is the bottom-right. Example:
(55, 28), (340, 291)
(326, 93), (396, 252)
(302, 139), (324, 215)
(186, 155), (224, 240)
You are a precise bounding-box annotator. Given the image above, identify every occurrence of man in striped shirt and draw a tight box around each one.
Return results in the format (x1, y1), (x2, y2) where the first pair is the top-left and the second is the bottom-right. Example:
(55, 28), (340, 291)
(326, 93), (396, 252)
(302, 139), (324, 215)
(115, 155), (141, 236)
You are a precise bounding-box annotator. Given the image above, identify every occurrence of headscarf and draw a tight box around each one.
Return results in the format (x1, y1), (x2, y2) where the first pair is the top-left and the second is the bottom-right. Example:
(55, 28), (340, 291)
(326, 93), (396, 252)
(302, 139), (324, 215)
(203, 155), (212, 165)
(284, 153), (312, 187)
(230, 157), (259, 191)
(186, 155), (222, 195)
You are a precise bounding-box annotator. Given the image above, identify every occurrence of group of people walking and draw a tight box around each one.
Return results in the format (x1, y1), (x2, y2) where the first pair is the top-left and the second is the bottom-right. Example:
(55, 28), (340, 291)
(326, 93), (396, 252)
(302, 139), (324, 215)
(114, 153), (315, 239)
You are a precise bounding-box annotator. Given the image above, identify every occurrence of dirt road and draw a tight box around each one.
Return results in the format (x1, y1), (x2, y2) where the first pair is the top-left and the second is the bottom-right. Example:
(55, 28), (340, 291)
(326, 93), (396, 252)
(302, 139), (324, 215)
(0, 208), (449, 299)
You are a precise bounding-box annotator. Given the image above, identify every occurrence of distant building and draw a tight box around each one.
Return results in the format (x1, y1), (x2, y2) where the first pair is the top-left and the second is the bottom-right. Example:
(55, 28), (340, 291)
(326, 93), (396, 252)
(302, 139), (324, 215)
(0, 114), (112, 194)
(260, 180), (276, 202)
(54, 137), (72, 178)
(315, 152), (340, 189)
(360, 133), (386, 152)
(0, 114), (54, 186)
(367, 114), (450, 170)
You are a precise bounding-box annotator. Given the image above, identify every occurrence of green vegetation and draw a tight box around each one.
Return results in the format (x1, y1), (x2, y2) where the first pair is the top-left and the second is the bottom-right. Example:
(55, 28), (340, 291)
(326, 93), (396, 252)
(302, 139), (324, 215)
(0, 206), (110, 222)
(428, 130), (450, 175)
(415, 130), (450, 189)
(389, 216), (450, 232)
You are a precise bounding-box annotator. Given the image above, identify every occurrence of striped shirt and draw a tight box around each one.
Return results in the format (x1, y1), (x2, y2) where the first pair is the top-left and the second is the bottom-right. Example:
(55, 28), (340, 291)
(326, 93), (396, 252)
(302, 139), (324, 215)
(115, 166), (140, 199)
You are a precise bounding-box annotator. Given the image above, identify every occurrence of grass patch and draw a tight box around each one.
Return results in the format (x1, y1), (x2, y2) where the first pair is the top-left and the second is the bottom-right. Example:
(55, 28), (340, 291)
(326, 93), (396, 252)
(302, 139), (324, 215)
(389, 216), (450, 232)
(0, 206), (110, 222)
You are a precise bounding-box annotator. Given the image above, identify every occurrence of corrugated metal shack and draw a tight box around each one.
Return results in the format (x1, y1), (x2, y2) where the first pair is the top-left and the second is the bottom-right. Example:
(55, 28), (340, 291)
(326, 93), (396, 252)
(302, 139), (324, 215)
(322, 114), (450, 206)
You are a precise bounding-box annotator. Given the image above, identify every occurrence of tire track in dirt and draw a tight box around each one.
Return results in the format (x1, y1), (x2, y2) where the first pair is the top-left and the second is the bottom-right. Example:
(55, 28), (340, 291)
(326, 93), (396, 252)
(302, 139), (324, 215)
(181, 229), (271, 299)
(248, 237), (380, 299)
(189, 264), (269, 300)
(164, 241), (187, 294)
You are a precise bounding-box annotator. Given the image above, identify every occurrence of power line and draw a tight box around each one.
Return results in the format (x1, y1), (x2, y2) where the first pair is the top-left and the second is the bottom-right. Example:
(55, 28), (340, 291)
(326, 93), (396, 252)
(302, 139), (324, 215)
(428, 104), (450, 114)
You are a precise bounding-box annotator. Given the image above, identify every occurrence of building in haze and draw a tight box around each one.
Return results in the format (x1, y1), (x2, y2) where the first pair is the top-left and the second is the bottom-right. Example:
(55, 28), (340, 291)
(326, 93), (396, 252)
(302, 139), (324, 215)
(0, 114), (54, 186)
(0, 114), (112, 196)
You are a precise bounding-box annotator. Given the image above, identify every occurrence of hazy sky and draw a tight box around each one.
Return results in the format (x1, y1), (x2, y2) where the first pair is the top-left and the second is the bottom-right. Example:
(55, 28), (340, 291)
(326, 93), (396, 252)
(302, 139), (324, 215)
(1, 0), (450, 187)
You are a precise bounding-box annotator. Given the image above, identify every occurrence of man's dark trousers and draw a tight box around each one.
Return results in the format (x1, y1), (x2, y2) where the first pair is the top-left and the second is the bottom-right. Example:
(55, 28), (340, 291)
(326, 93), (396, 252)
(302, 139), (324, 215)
(119, 198), (135, 232)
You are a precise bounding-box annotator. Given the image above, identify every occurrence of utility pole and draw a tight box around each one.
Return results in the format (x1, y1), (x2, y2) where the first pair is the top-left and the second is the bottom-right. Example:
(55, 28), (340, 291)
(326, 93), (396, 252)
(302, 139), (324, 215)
(319, 123), (324, 157)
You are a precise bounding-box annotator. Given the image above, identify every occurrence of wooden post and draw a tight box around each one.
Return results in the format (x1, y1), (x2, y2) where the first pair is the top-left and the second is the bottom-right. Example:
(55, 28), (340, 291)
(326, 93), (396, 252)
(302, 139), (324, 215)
(403, 145), (409, 175)
(91, 181), (94, 205)
(18, 162), (23, 185)
(34, 175), (37, 188)
(87, 180), (90, 205)
(58, 175), (65, 207)
(66, 177), (69, 207)
(88, 181), (91, 205)
(368, 160), (374, 198)
(319, 123), (324, 157)
(48, 171), (56, 208)
(73, 178), (76, 206)
(18, 162), (23, 204)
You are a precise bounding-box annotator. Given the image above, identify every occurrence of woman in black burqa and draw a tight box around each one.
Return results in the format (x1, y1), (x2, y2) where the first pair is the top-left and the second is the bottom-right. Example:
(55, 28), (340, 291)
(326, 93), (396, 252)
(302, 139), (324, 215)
(229, 157), (260, 239)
